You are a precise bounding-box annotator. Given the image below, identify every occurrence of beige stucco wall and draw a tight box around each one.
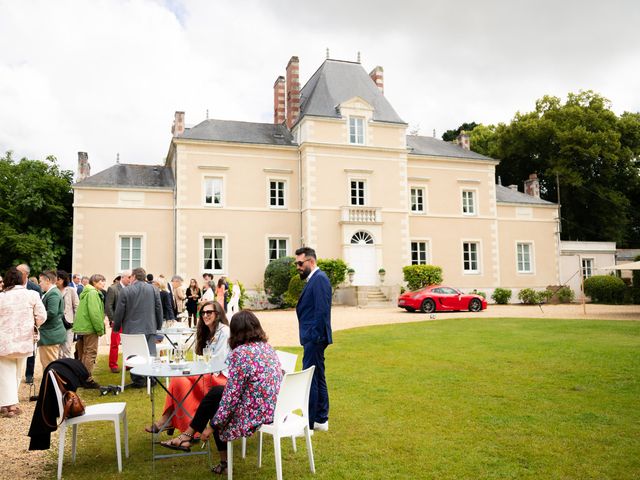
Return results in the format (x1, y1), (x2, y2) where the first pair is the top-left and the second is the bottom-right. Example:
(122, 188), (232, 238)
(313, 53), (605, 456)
(560, 241), (616, 299)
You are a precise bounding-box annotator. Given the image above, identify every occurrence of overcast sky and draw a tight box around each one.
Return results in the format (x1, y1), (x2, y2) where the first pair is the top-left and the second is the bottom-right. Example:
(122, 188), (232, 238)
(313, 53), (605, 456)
(1, 0), (638, 177)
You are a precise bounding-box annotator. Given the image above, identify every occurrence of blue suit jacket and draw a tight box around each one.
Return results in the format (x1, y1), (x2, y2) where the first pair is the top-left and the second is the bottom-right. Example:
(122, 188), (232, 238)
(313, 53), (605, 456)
(296, 269), (333, 345)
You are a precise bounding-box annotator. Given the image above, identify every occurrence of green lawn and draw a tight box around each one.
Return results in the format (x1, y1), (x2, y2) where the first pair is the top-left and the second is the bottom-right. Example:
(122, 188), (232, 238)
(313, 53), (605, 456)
(50, 318), (640, 479)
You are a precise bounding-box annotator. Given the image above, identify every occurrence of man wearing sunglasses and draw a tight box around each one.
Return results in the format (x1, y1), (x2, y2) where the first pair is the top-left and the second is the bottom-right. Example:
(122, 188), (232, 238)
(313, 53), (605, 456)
(294, 247), (332, 431)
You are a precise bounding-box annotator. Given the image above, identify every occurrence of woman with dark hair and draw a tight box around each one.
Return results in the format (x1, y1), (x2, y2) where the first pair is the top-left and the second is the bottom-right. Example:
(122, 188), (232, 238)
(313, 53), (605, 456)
(161, 310), (282, 475)
(72, 273), (106, 389)
(56, 270), (79, 359)
(0, 267), (46, 417)
(185, 278), (201, 328)
(146, 301), (230, 434)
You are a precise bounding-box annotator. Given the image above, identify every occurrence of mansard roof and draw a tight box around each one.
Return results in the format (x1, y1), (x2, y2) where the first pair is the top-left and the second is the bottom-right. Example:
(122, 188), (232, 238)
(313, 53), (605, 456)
(298, 59), (405, 125)
(495, 184), (555, 205)
(74, 164), (174, 189)
(407, 135), (496, 161)
(178, 119), (295, 146)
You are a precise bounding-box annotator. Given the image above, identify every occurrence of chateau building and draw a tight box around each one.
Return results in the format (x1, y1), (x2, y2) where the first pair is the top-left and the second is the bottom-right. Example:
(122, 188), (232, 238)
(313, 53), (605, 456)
(73, 56), (560, 299)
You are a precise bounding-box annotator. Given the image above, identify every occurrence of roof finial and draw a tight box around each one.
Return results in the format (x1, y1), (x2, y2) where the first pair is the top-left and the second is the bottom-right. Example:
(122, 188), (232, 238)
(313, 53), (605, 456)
(433, 129), (436, 138)
(206, 109), (209, 120)
(326, 48), (329, 59)
(116, 152), (120, 164)
(357, 51), (361, 63)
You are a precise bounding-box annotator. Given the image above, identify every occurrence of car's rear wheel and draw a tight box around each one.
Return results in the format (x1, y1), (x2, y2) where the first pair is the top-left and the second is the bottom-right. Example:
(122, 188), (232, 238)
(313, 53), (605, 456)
(420, 299), (436, 313)
(404, 307), (415, 313)
(469, 298), (482, 312)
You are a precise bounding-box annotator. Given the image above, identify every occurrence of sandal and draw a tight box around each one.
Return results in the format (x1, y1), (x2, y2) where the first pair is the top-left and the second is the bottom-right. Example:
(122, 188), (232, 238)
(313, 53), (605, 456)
(145, 423), (175, 435)
(160, 432), (194, 452)
(211, 461), (228, 475)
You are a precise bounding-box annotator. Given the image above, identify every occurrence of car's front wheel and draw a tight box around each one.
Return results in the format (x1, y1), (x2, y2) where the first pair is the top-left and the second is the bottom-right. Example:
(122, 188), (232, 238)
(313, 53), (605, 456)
(420, 298), (436, 313)
(469, 298), (482, 312)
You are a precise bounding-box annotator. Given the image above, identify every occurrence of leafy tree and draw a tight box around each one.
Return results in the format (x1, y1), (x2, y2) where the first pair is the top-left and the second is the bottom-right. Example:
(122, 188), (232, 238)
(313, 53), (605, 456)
(0, 151), (74, 273)
(317, 258), (348, 293)
(263, 256), (296, 306)
(441, 122), (478, 142)
(468, 91), (640, 246)
(402, 265), (443, 291)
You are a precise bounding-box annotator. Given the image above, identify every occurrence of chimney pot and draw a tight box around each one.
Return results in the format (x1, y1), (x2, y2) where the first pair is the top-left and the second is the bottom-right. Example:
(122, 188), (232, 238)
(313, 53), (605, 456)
(273, 76), (286, 124)
(508, 184), (518, 191)
(524, 173), (540, 198)
(369, 66), (384, 94)
(457, 132), (470, 150)
(172, 111), (185, 137)
(77, 152), (90, 181)
(286, 56), (300, 128)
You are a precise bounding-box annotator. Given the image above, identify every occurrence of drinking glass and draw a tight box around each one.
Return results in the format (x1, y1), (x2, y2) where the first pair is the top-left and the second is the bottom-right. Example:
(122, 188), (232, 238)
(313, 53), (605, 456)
(203, 347), (212, 364)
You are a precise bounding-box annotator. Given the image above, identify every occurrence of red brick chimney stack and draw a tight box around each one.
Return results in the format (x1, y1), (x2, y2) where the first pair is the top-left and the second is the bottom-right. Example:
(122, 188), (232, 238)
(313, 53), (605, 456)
(172, 111), (185, 137)
(273, 76), (286, 124)
(286, 56), (300, 128)
(369, 66), (384, 94)
(524, 173), (540, 198)
(457, 132), (470, 150)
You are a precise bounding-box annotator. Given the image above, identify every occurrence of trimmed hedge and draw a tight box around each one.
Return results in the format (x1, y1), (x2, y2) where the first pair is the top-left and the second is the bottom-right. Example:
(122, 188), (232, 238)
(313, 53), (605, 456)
(584, 275), (626, 304)
(263, 256), (296, 306)
(317, 258), (349, 292)
(283, 274), (305, 307)
(402, 265), (443, 291)
(491, 288), (512, 304)
(556, 286), (575, 304)
(518, 288), (553, 305)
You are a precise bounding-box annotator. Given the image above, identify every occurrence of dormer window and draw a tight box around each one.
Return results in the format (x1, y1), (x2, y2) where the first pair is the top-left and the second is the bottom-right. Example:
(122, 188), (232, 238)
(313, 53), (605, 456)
(349, 116), (365, 145)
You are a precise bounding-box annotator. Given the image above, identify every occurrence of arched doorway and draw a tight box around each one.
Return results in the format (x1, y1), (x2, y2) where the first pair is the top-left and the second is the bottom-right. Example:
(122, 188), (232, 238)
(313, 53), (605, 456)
(350, 231), (376, 285)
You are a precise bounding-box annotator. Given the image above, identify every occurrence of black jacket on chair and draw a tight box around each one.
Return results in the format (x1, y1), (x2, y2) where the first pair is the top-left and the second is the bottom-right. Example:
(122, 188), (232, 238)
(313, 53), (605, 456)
(28, 358), (89, 450)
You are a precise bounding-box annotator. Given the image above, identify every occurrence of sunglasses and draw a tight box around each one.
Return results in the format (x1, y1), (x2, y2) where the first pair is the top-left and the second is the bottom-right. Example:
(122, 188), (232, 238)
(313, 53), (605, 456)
(295, 259), (311, 267)
(202, 310), (216, 316)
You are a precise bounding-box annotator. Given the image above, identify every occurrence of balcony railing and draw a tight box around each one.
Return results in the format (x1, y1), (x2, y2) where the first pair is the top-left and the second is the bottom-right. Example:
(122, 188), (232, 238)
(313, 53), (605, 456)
(341, 206), (382, 224)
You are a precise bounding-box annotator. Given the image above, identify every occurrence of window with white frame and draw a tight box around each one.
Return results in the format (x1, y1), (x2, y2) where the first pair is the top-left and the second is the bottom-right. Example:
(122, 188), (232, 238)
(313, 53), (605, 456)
(120, 236), (142, 270)
(410, 187), (425, 213)
(463, 242), (480, 273)
(582, 258), (594, 279)
(204, 177), (223, 206)
(203, 237), (224, 272)
(462, 190), (476, 215)
(350, 180), (366, 206)
(349, 117), (365, 145)
(517, 242), (533, 273)
(268, 238), (288, 262)
(411, 241), (429, 265)
(269, 180), (286, 208)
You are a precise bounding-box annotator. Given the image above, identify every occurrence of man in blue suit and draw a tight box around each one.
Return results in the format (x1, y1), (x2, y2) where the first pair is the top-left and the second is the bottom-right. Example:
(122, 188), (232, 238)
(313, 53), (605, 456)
(295, 247), (332, 431)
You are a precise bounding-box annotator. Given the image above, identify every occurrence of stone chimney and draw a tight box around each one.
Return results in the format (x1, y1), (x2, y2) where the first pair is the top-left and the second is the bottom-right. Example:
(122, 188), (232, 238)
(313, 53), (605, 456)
(286, 56), (300, 128)
(273, 76), (286, 124)
(457, 132), (470, 150)
(508, 184), (518, 191)
(369, 66), (384, 94)
(77, 152), (90, 181)
(171, 111), (185, 137)
(524, 173), (540, 198)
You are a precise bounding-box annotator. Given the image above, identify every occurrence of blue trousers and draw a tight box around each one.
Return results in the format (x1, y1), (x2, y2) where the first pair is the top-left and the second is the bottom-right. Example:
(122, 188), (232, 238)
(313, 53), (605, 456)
(302, 342), (329, 428)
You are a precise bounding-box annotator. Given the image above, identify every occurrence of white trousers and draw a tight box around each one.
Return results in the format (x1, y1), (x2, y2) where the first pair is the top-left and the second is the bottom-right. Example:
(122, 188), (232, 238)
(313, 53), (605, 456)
(0, 356), (26, 407)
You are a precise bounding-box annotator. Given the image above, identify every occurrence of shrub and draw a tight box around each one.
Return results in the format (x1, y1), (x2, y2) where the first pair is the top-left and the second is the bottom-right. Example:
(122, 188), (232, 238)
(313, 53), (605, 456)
(283, 274), (305, 307)
(537, 289), (554, 304)
(317, 258), (349, 292)
(491, 288), (512, 304)
(518, 288), (539, 304)
(402, 265), (443, 291)
(471, 289), (487, 299)
(584, 275), (626, 304)
(556, 286), (575, 304)
(263, 257), (296, 306)
(227, 280), (249, 309)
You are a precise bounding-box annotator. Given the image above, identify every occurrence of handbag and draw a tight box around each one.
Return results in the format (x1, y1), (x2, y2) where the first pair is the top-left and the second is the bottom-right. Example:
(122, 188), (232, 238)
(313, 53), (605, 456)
(42, 370), (86, 427)
(62, 315), (73, 330)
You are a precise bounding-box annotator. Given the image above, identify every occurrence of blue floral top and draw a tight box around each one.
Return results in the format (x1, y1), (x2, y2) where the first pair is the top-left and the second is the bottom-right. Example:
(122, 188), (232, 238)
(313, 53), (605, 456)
(212, 341), (282, 441)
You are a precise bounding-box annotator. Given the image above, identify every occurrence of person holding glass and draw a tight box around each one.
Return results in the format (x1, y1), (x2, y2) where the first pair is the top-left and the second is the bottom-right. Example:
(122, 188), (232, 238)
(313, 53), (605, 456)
(145, 301), (229, 434)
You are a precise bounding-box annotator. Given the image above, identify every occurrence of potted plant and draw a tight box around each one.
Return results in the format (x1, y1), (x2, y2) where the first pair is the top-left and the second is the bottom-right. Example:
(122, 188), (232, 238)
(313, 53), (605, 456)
(378, 268), (386, 284)
(347, 268), (355, 285)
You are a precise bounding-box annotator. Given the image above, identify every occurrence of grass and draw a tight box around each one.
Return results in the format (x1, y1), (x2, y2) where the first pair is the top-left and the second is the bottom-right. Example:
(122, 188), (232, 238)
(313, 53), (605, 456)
(49, 318), (640, 479)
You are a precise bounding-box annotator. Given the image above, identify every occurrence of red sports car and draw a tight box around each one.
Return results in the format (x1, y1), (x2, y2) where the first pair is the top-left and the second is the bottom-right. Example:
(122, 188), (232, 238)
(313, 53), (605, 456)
(397, 285), (487, 313)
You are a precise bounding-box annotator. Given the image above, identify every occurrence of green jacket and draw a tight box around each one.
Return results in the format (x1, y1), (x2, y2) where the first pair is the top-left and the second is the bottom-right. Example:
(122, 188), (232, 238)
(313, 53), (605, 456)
(74, 284), (105, 336)
(39, 287), (67, 346)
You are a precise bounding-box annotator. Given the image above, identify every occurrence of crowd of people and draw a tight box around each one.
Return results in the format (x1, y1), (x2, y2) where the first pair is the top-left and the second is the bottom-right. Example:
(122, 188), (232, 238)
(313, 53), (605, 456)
(1, 246), (332, 476)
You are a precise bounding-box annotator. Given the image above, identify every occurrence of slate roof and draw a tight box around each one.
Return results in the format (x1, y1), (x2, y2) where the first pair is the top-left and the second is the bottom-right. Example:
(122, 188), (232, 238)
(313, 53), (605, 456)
(178, 119), (295, 146)
(298, 59), (405, 125)
(407, 135), (495, 161)
(495, 184), (555, 205)
(74, 164), (174, 189)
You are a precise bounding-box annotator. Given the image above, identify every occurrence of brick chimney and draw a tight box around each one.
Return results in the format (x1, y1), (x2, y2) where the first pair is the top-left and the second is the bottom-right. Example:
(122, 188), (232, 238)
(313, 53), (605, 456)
(171, 111), (185, 137)
(457, 132), (470, 150)
(286, 56), (300, 128)
(273, 76), (286, 124)
(369, 66), (384, 94)
(77, 152), (90, 181)
(524, 173), (540, 198)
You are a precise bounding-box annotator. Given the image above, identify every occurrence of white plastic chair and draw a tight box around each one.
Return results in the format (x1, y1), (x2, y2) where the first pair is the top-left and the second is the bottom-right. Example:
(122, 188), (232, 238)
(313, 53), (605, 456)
(49, 370), (129, 480)
(243, 367), (316, 480)
(120, 334), (152, 394)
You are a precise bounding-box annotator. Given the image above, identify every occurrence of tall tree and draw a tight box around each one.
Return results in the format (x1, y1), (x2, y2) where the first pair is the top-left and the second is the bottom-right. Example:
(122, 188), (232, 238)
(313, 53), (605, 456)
(441, 122), (478, 142)
(469, 91), (640, 246)
(0, 151), (74, 272)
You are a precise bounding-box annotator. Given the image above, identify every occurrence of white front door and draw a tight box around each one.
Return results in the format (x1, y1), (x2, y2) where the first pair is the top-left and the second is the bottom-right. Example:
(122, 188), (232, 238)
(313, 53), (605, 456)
(349, 231), (377, 286)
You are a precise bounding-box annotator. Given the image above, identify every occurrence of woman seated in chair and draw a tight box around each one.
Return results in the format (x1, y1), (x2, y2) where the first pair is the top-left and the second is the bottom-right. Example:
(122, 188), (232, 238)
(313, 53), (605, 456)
(161, 310), (283, 476)
(145, 301), (229, 434)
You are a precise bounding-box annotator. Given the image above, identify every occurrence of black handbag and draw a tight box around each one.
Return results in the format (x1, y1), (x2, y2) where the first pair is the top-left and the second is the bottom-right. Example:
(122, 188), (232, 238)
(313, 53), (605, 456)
(62, 315), (73, 330)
